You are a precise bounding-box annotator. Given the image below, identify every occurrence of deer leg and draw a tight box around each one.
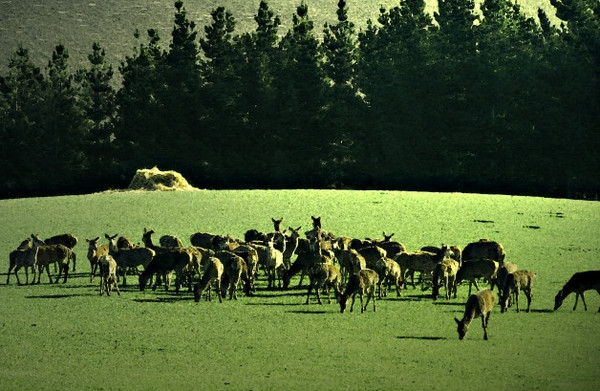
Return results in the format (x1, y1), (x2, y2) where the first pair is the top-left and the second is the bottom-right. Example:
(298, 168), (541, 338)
(315, 282), (323, 305)
(350, 293), (357, 312)
(13, 265), (20, 285)
(371, 289), (377, 312)
(525, 289), (532, 312)
(360, 292), (366, 313)
(580, 292), (588, 311)
(55, 266), (62, 284)
(62, 264), (68, 283)
(231, 281), (238, 300)
(409, 270), (416, 289)
(304, 284), (312, 305)
(7, 264), (14, 285)
(45, 265), (53, 284)
(482, 314), (489, 340)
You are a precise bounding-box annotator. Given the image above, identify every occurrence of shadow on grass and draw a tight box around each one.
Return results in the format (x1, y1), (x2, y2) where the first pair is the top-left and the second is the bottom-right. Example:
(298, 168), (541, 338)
(396, 335), (447, 341)
(386, 294), (431, 302)
(245, 301), (304, 306)
(287, 309), (328, 315)
(133, 296), (192, 303)
(26, 293), (96, 299)
(249, 291), (306, 298)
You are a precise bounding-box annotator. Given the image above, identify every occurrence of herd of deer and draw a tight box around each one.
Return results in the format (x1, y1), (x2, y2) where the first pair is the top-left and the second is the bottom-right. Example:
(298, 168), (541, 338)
(6, 216), (600, 341)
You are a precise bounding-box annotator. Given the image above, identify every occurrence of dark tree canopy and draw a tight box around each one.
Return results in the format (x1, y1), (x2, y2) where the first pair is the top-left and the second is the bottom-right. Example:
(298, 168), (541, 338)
(0, 1), (598, 199)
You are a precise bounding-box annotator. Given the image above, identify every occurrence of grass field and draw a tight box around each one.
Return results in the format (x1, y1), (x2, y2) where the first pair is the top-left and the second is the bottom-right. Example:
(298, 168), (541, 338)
(1, 0), (559, 73)
(0, 189), (599, 390)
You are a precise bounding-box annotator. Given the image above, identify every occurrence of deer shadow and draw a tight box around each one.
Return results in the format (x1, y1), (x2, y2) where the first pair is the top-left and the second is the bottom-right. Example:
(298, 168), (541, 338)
(396, 335), (447, 341)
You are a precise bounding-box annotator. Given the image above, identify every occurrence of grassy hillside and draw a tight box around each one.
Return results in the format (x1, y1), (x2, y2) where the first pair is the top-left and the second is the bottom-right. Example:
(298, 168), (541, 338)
(1, 0), (558, 73)
(1, 190), (599, 390)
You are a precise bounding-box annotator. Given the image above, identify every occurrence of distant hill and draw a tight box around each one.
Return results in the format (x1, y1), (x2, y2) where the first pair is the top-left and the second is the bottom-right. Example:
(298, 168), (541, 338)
(0, 0), (557, 75)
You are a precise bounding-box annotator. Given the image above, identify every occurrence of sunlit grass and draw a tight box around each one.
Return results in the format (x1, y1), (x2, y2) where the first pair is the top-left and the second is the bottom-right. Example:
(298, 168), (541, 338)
(0, 189), (599, 390)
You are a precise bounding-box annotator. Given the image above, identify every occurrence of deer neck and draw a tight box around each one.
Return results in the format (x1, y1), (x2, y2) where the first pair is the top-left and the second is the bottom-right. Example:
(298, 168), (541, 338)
(461, 306), (477, 327)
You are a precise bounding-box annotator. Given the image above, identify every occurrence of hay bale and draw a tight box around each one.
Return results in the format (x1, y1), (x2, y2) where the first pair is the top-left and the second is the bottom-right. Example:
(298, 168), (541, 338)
(127, 167), (197, 191)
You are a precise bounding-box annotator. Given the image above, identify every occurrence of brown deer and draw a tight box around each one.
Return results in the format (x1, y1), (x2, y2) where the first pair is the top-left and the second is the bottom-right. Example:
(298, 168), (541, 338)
(338, 269), (379, 313)
(455, 289), (496, 340)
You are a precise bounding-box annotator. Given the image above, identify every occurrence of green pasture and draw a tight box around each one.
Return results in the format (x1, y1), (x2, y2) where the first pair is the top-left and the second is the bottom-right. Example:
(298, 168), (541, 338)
(1, 189), (599, 390)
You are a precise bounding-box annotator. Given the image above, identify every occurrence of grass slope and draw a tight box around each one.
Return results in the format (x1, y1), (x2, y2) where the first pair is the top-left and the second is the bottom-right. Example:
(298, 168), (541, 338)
(1, 190), (599, 390)
(1, 0), (558, 73)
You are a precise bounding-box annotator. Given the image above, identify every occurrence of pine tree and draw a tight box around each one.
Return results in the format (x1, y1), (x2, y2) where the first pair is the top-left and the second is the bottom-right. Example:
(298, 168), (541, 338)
(161, 1), (205, 177)
(115, 27), (166, 173)
(198, 6), (241, 181)
(322, 0), (356, 90)
(274, 2), (327, 183)
(41, 44), (87, 192)
(232, 1), (282, 183)
(76, 42), (116, 146)
(549, 0), (600, 196)
(75, 42), (117, 189)
(321, 0), (361, 187)
(0, 46), (47, 195)
(355, 1), (437, 187)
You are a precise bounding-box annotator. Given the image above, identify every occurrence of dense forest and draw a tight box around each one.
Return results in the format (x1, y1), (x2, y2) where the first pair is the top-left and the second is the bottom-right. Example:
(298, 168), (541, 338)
(0, 0), (598, 199)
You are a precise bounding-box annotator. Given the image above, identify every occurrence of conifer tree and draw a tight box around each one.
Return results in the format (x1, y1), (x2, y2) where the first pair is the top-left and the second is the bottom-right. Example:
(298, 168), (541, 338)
(198, 6), (240, 180)
(75, 42), (117, 189)
(41, 44), (87, 191)
(274, 2), (327, 183)
(161, 1), (205, 175)
(233, 1), (282, 182)
(321, 0), (361, 187)
(114, 27), (166, 174)
(0, 47), (47, 195)
(76, 42), (116, 146)
(355, 1), (436, 187)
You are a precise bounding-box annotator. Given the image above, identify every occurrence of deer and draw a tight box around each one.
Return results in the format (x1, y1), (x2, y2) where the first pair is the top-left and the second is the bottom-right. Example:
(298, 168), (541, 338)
(554, 270), (600, 312)
(455, 289), (496, 340)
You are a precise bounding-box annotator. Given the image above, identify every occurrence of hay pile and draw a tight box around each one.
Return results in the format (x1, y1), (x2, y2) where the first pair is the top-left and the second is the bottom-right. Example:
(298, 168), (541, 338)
(127, 166), (197, 191)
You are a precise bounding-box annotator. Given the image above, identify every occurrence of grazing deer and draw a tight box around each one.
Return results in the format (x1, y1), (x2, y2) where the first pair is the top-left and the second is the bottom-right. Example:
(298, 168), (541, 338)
(455, 289), (496, 340)
(194, 257), (224, 303)
(554, 270), (600, 312)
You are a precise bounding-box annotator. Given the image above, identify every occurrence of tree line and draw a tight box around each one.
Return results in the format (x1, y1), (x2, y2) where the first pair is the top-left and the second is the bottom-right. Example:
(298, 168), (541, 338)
(0, 0), (598, 199)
